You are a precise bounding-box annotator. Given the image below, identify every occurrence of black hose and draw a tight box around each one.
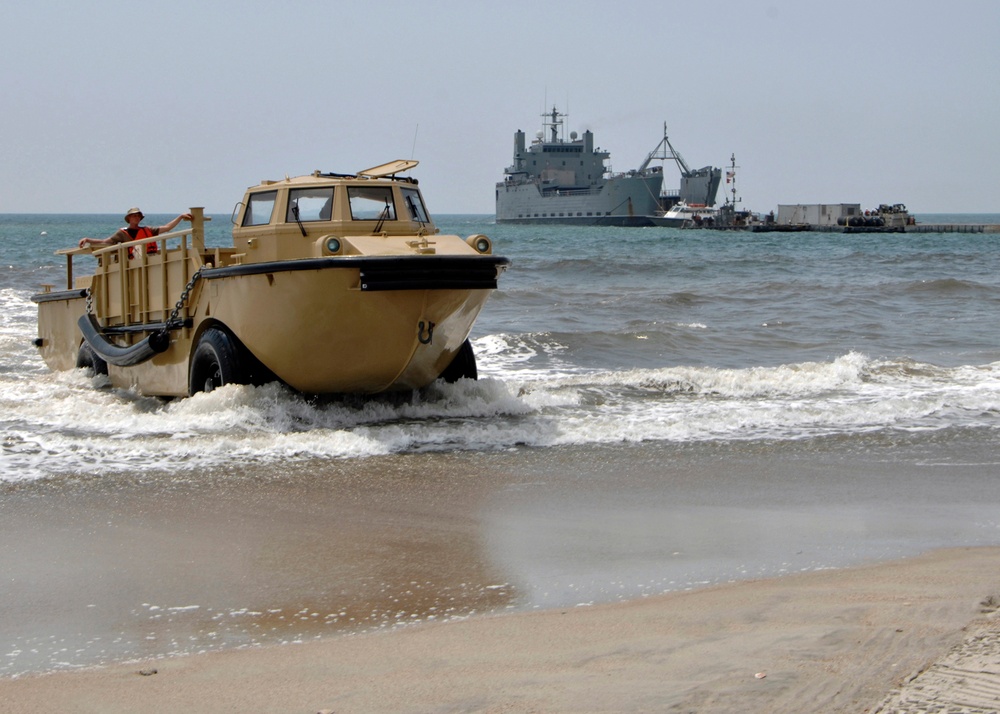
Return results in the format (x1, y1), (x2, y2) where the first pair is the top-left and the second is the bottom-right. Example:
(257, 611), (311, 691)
(77, 313), (170, 367)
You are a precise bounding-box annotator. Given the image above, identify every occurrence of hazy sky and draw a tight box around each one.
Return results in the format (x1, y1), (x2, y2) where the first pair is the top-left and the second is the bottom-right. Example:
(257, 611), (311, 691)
(2, 0), (997, 215)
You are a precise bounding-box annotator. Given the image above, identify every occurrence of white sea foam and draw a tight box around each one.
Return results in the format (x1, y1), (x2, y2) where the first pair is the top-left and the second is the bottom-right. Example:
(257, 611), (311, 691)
(5, 281), (1000, 483)
(5, 335), (1000, 483)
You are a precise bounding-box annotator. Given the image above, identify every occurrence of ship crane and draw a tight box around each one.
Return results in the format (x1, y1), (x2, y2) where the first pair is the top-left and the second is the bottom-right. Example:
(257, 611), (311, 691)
(640, 122), (722, 207)
(639, 123), (692, 176)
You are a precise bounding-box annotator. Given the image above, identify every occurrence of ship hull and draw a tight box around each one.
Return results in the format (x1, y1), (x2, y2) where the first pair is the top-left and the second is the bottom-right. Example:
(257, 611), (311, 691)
(496, 174), (662, 226)
(647, 216), (687, 228)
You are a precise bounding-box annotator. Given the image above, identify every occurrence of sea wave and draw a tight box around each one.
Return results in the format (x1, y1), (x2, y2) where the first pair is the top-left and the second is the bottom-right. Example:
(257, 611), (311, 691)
(6, 238), (1000, 484)
(4, 338), (1000, 483)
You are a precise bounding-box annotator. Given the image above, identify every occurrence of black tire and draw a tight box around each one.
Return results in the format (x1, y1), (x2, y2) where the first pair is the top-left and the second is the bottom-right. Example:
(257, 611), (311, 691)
(76, 342), (108, 376)
(439, 339), (478, 383)
(188, 328), (248, 395)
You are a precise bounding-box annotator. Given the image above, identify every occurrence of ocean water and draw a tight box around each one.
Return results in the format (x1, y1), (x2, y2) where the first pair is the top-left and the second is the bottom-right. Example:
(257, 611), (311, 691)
(4, 213), (1000, 479)
(3, 212), (1000, 675)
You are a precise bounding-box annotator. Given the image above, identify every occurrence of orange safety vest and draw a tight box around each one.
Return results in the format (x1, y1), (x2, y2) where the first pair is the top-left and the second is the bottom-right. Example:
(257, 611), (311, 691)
(124, 226), (158, 258)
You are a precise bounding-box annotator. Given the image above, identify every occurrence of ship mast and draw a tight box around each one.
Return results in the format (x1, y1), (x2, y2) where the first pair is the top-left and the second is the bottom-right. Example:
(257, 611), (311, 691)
(542, 106), (565, 143)
(724, 153), (740, 208)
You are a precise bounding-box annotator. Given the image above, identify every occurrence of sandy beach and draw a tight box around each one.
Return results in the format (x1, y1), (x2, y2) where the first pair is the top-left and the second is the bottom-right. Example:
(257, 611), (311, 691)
(4, 439), (1000, 712)
(1, 546), (998, 713)
(8, 211), (1000, 711)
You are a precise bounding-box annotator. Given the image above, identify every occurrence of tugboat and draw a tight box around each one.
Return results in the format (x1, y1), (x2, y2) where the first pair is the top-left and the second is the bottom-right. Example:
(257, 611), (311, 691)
(32, 161), (509, 397)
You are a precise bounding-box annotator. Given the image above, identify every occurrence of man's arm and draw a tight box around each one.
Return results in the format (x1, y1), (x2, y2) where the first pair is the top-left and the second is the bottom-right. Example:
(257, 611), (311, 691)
(155, 213), (194, 234)
(78, 229), (127, 249)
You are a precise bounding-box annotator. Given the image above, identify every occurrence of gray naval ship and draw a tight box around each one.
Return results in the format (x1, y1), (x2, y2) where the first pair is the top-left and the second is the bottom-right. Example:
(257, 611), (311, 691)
(495, 107), (720, 226)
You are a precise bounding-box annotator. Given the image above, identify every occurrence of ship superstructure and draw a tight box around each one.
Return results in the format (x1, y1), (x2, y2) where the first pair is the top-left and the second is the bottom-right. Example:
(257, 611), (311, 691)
(495, 107), (663, 225)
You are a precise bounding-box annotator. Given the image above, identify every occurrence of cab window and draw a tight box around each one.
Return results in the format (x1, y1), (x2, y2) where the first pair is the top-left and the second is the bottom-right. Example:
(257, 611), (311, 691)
(402, 187), (429, 223)
(242, 191), (277, 226)
(348, 186), (396, 221)
(287, 187), (335, 222)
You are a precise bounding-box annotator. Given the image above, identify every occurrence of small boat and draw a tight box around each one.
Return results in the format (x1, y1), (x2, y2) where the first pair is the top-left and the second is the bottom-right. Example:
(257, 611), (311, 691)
(32, 160), (509, 397)
(648, 201), (718, 228)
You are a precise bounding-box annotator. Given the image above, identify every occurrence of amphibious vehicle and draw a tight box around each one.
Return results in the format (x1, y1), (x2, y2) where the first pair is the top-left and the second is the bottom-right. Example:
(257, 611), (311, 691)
(33, 161), (509, 397)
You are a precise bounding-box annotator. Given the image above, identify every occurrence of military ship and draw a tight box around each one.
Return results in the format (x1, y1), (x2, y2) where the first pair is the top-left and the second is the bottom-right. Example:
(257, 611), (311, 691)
(495, 107), (664, 225)
(496, 108), (722, 226)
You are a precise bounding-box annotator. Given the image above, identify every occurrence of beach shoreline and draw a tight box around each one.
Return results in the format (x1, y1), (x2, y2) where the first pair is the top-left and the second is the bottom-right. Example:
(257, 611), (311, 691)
(3, 546), (999, 713)
(5, 439), (1000, 683)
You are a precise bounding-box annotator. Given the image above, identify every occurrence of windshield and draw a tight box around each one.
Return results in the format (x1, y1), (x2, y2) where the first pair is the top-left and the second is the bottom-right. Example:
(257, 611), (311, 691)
(287, 187), (334, 222)
(402, 187), (429, 223)
(242, 191), (277, 226)
(348, 186), (396, 221)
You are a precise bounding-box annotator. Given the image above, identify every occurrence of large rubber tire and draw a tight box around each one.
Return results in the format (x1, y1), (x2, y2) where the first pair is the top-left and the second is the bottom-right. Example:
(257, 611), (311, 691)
(439, 339), (478, 383)
(188, 328), (248, 395)
(76, 341), (108, 376)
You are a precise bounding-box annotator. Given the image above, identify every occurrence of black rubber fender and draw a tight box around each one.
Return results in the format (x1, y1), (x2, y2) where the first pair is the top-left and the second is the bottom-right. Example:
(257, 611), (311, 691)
(77, 313), (170, 367)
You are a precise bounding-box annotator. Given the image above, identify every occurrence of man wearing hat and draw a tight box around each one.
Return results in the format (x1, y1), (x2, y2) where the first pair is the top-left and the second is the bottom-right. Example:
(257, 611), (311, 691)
(78, 208), (194, 251)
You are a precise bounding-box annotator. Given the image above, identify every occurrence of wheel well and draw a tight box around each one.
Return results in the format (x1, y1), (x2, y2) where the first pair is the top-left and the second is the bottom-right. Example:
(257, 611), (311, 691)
(188, 319), (231, 362)
(188, 320), (279, 389)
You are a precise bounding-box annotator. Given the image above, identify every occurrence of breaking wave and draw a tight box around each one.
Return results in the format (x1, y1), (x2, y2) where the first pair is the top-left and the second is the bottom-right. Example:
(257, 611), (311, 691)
(5, 325), (1000, 483)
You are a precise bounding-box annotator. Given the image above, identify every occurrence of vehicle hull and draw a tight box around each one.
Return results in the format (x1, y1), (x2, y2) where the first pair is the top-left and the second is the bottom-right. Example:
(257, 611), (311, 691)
(200, 261), (496, 394)
(35, 257), (503, 397)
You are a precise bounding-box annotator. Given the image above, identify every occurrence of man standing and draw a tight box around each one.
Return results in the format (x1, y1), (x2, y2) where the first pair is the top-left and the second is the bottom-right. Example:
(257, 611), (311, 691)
(79, 207), (193, 254)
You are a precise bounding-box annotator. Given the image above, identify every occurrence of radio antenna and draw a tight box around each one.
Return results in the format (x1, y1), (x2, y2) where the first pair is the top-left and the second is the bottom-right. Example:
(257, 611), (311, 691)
(410, 124), (419, 159)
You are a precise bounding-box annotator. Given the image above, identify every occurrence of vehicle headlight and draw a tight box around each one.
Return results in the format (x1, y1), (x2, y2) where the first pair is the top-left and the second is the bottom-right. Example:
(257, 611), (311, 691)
(324, 237), (342, 254)
(466, 234), (492, 254)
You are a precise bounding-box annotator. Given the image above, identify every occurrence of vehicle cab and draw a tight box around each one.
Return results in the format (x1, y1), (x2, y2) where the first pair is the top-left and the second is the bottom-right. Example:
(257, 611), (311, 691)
(230, 160), (487, 264)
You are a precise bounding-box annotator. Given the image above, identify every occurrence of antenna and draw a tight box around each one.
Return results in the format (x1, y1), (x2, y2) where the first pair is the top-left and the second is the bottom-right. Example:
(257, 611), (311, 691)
(726, 153), (740, 208)
(410, 124), (419, 160)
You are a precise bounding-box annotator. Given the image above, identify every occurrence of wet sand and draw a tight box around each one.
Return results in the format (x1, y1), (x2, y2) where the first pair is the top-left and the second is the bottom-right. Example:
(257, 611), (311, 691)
(3, 438), (1000, 710)
(2, 546), (999, 713)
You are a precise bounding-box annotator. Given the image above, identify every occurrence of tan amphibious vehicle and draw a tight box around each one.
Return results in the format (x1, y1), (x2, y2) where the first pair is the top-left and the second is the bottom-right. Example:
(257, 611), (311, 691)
(32, 161), (509, 397)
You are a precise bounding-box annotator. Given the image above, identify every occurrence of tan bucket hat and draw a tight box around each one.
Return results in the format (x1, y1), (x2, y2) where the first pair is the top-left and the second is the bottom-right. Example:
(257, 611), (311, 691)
(124, 207), (144, 221)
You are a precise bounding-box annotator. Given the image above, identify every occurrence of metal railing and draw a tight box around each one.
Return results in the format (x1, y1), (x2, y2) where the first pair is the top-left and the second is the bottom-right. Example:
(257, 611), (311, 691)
(79, 208), (208, 327)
